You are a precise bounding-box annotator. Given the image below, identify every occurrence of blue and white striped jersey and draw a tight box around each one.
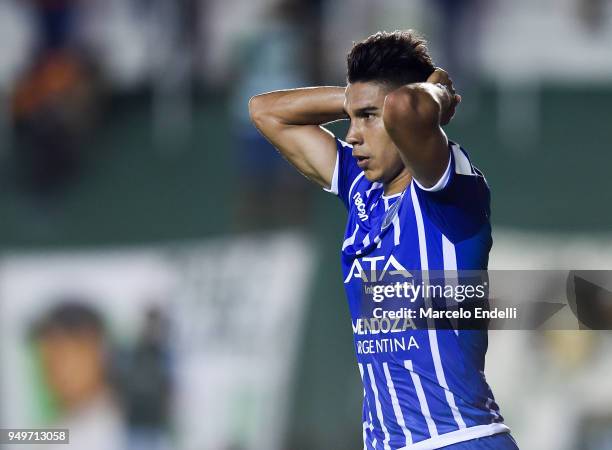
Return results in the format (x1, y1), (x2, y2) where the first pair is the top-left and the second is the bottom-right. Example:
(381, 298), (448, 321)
(326, 138), (510, 450)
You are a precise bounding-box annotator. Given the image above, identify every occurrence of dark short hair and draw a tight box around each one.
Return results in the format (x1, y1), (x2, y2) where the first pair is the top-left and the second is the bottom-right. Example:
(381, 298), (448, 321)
(347, 30), (435, 87)
(31, 300), (106, 339)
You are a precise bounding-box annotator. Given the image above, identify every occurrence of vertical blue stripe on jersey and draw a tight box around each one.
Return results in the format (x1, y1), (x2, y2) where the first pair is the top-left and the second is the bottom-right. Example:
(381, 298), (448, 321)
(366, 363), (392, 450)
(411, 183), (468, 434)
(359, 364), (379, 450)
(391, 194), (422, 271)
(376, 362), (415, 449)
(387, 358), (435, 443)
(404, 359), (439, 439)
(360, 363), (388, 449)
(382, 362), (413, 447)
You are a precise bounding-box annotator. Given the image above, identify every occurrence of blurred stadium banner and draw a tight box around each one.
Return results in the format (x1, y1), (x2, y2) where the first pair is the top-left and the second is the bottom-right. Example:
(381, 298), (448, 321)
(0, 231), (314, 450)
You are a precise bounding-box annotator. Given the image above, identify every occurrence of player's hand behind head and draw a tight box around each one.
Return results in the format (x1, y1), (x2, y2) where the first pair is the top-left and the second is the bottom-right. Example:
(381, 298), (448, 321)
(427, 68), (461, 126)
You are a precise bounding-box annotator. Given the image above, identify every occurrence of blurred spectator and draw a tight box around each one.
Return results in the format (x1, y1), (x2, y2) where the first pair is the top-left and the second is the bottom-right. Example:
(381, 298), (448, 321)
(11, 50), (99, 194)
(10, 0), (100, 196)
(31, 301), (125, 450)
(229, 0), (312, 229)
(577, 0), (608, 32)
(432, 0), (485, 88)
(121, 307), (173, 450)
(35, 0), (77, 50)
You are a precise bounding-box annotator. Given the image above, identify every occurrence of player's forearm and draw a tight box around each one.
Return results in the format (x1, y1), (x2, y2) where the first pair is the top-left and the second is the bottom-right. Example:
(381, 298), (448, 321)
(382, 83), (451, 188)
(248, 87), (347, 130)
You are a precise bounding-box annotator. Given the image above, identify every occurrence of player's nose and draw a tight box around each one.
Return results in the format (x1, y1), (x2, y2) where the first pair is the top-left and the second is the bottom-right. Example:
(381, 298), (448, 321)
(346, 124), (363, 147)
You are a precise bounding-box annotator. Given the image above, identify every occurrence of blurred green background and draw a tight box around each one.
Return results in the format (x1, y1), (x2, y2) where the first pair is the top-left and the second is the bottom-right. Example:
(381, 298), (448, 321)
(1, 1), (612, 449)
(2, 85), (611, 248)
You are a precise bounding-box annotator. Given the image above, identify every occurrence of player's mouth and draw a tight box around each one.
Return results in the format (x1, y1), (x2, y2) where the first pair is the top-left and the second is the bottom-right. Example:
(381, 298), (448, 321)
(355, 155), (371, 168)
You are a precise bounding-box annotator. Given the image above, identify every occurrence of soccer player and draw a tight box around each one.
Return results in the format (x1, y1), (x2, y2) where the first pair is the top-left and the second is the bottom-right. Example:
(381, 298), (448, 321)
(249, 31), (519, 450)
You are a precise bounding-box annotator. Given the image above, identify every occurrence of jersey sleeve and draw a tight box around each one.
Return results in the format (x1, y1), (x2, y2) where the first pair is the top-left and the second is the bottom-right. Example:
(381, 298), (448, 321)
(324, 138), (363, 209)
(413, 142), (491, 244)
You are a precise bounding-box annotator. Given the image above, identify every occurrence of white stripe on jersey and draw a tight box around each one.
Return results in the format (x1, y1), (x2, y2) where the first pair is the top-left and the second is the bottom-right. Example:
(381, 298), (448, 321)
(392, 212), (401, 246)
(411, 184), (467, 430)
(410, 184), (429, 278)
(349, 172), (366, 199)
(362, 233), (371, 247)
(404, 360), (438, 438)
(375, 234), (382, 249)
(359, 365), (368, 448)
(442, 235), (457, 270)
(343, 224), (359, 250)
(429, 329), (467, 429)
(370, 410), (378, 449)
(362, 422), (368, 450)
(366, 182), (383, 197)
(452, 144), (475, 176)
(367, 364), (392, 450)
(396, 424), (511, 450)
(442, 234), (460, 334)
(359, 364), (378, 449)
(383, 362), (413, 446)
(326, 150), (340, 195)
(382, 194), (402, 246)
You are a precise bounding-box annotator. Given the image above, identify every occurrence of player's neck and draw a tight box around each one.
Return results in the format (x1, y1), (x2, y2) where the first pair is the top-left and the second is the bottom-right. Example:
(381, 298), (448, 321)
(383, 169), (411, 196)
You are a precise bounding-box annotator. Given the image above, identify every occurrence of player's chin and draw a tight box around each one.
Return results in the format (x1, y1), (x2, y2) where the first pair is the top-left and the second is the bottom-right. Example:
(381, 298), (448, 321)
(362, 168), (381, 182)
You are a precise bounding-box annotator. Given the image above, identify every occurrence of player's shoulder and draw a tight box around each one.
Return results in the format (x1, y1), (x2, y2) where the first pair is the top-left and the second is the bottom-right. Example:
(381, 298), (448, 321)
(414, 139), (491, 243)
(413, 140), (488, 197)
(446, 140), (490, 199)
(448, 140), (486, 179)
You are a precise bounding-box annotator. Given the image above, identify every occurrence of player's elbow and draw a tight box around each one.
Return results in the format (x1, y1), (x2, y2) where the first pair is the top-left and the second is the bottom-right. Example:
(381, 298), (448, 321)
(249, 94), (284, 135)
(383, 86), (440, 132)
(248, 95), (267, 128)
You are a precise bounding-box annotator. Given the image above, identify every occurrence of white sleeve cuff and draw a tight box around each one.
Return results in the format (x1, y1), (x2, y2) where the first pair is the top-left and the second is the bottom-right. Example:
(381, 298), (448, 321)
(323, 150), (339, 195)
(413, 153), (452, 192)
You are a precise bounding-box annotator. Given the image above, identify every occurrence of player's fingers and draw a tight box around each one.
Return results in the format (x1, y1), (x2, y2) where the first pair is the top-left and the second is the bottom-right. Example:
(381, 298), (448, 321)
(427, 68), (447, 84)
(438, 73), (451, 87)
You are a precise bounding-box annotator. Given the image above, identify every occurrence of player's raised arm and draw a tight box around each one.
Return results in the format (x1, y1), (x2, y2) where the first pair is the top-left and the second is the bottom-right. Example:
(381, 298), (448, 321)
(248, 87), (347, 189)
(382, 68), (461, 189)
